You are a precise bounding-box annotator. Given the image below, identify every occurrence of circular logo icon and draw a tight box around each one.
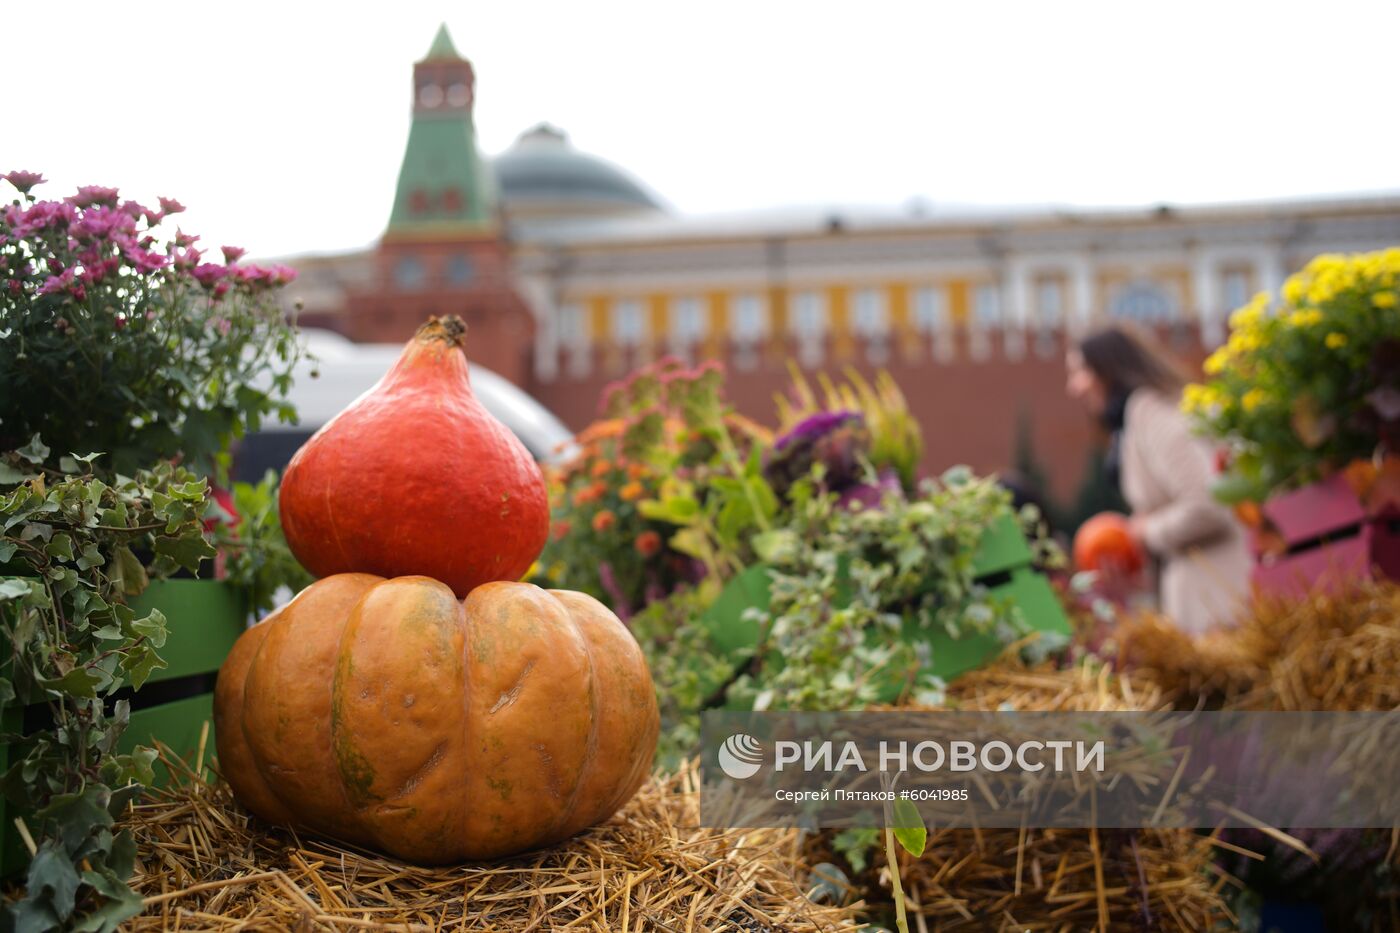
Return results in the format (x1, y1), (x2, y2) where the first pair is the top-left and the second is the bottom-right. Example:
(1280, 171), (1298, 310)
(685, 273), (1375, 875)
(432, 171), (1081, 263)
(717, 733), (765, 780)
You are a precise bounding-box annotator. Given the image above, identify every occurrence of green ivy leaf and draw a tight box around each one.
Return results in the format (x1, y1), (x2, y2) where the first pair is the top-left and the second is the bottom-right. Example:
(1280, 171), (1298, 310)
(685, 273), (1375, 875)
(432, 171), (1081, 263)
(45, 533), (75, 562)
(128, 608), (168, 649)
(25, 843), (80, 921)
(752, 529), (799, 564)
(39, 667), (104, 700)
(107, 546), (148, 597)
(0, 462), (38, 484)
(17, 435), (51, 465)
(72, 868), (144, 932)
(0, 578), (34, 600)
(152, 534), (215, 574)
(75, 544), (104, 572)
(891, 797), (927, 857)
(20, 522), (53, 543)
(120, 644), (166, 691)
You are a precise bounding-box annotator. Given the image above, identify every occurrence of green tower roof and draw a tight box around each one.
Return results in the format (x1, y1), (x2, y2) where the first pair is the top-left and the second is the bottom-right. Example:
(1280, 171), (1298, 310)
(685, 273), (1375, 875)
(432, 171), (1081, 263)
(425, 23), (461, 61)
(385, 25), (495, 240)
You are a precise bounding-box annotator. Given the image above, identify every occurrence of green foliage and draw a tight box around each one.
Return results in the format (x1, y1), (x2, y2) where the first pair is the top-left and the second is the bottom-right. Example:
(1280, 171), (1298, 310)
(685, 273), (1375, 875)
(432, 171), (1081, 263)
(213, 471), (313, 616)
(632, 465), (1059, 764)
(726, 468), (1046, 712)
(628, 587), (736, 767)
(0, 182), (304, 479)
(890, 797), (926, 858)
(1, 448), (214, 930)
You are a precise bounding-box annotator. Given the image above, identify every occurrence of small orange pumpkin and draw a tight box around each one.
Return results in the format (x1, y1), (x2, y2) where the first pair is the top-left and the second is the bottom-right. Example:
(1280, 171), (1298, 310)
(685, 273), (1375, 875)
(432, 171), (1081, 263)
(278, 316), (550, 598)
(1072, 511), (1145, 575)
(214, 574), (659, 864)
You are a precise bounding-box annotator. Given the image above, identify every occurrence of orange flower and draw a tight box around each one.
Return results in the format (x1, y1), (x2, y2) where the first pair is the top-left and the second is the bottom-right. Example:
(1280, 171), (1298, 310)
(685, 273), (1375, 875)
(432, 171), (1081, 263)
(590, 480), (608, 499)
(627, 462), (648, 480)
(592, 510), (617, 533)
(634, 530), (662, 557)
(590, 460), (610, 479)
(572, 486), (597, 506)
(552, 520), (572, 541)
(620, 481), (644, 501)
(576, 418), (627, 444)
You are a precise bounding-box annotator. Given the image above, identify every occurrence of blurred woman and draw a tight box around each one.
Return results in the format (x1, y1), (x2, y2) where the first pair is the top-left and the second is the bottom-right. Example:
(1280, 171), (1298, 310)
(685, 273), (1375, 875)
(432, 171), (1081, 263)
(1065, 323), (1250, 633)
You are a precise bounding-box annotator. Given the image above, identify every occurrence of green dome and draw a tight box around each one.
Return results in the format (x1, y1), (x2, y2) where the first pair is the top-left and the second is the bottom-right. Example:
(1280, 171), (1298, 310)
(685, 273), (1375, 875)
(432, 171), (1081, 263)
(492, 124), (665, 222)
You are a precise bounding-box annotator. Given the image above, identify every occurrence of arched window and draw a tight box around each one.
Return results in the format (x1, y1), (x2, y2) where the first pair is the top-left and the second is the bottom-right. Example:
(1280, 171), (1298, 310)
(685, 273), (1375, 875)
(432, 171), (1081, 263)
(1110, 279), (1177, 322)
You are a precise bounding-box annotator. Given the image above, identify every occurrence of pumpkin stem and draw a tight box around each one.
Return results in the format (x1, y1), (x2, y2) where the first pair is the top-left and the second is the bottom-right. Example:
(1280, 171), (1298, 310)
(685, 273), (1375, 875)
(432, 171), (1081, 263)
(415, 315), (469, 349)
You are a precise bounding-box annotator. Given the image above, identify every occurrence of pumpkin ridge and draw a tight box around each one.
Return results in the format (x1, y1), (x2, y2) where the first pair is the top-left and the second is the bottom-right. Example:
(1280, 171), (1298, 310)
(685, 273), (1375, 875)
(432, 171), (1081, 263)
(244, 614), (308, 821)
(330, 610), (382, 821)
(543, 590), (600, 841)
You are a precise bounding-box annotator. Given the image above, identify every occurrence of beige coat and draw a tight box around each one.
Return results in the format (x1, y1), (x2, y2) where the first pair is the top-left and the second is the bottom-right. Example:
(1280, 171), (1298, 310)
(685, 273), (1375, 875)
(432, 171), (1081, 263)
(1120, 389), (1252, 634)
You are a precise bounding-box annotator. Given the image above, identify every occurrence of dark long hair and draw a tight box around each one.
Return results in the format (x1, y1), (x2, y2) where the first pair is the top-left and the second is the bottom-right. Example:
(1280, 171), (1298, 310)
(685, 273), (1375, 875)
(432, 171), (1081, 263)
(1076, 322), (1191, 399)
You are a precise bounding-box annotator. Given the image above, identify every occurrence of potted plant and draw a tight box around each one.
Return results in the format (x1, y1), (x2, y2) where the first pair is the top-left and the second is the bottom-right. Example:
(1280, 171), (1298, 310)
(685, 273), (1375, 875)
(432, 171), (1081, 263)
(0, 171), (305, 928)
(1184, 248), (1400, 596)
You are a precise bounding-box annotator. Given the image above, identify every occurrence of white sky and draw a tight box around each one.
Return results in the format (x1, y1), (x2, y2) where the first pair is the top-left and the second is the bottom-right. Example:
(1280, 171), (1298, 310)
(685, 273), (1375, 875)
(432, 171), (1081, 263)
(8, 1), (1398, 259)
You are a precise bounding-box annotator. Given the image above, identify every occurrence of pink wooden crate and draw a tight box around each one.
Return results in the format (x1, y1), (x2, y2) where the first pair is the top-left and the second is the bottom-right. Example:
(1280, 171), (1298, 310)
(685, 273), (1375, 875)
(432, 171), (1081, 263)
(1250, 473), (1400, 598)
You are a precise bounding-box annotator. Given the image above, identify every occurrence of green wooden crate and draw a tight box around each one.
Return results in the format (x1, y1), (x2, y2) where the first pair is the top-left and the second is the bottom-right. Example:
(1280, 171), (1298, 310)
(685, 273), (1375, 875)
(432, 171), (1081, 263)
(697, 514), (1069, 706)
(0, 578), (246, 877)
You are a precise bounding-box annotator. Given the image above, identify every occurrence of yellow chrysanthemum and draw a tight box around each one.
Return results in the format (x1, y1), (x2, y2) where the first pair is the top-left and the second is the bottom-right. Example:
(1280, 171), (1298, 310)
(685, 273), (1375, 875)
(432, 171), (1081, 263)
(1228, 330), (1261, 355)
(1229, 304), (1263, 330)
(1282, 277), (1306, 307)
(1374, 291), (1398, 309)
(1181, 383), (1225, 416)
(1325, 332), (1348, 349)
(1289, 308), (1324, 328)
(1203, 347), (1231, 375)
(1242, 388), (1268, 412)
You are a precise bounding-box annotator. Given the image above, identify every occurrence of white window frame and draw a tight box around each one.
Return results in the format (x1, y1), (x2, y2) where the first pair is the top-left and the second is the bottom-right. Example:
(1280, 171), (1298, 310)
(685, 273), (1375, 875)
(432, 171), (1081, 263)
(791, 290), (828, 338)
(913, 285), (948, 334)
(669, 296), (706, 347)
(612, 299), (647, 347)
(732, 294), (769, 343)
(974, 283), (1002, 327)
(852, 287), (889, 338)
(1037, 278), (1064, 326)
(557, 302), (588, 346)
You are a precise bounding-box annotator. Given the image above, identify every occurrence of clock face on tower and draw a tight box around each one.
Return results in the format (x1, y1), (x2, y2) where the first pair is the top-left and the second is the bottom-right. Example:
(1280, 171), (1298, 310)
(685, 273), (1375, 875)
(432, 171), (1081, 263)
(446, 83), (471, 107)
(418, 84), (444, 108)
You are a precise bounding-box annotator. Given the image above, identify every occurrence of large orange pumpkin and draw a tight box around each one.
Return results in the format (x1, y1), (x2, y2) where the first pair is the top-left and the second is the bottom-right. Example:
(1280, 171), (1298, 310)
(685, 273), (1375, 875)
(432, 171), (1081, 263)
(279, 316), (549, 598)
(213, 574), (659, 864)
(1072, 511), (1145, 574)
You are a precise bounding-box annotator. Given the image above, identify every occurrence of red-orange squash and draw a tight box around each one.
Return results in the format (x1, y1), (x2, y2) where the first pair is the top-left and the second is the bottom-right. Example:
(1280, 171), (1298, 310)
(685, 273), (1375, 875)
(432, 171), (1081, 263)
(279, 316), (548, 598)
(213, 574), (660, 864)
(1073, 511), (1145, 574)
